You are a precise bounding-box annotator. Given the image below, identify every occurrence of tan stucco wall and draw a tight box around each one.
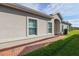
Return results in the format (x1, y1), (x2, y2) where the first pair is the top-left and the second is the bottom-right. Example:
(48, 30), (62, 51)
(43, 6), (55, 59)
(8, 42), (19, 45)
(0, 12), (26, 43)
(0, 5), (55, 45)
(26, 16), (54, 38)
(38, 18), (48, 35)
(51, 18), (54, 36)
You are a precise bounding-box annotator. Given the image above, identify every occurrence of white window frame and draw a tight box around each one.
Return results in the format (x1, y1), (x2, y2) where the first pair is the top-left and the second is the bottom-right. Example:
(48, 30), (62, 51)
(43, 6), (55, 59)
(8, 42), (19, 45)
(27, 16), (38, 37)
(48, 22), (52, 34)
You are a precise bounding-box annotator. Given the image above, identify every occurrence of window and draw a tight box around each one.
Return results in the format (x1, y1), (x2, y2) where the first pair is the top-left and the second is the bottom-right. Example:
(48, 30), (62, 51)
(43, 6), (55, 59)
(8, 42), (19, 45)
(29, 19), (37, 35)
(48, 22), (52, 33)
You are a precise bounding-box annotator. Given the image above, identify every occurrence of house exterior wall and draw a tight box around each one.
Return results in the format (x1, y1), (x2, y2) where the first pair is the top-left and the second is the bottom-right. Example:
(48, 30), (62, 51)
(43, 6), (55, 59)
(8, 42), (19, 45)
(38, 18), (54, 36)
(53, 14), (62, 34)
(26, 16), (54, 39)
(0, 5), (54, 46)
(51, 18), (54, 36)
(0, 12), (26, 43)
(0, 4), (67, 56)
(62, 23), (70, 32)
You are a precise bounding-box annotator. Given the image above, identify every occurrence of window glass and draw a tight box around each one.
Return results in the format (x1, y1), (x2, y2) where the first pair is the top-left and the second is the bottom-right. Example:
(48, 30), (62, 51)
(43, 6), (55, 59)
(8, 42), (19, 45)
(48, 22), (52, 33)
(29, 19), (37, 35)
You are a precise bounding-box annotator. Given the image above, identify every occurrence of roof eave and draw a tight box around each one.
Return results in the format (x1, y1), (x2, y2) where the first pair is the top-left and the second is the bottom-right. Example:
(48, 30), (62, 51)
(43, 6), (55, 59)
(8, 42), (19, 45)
(0, 3), (52, 19)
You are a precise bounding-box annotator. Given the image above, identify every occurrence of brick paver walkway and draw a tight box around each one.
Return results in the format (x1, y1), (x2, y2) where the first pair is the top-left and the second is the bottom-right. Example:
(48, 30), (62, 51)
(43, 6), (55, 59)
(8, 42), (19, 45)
(0, 35), (64, 56)
(20, 35), (65, 55)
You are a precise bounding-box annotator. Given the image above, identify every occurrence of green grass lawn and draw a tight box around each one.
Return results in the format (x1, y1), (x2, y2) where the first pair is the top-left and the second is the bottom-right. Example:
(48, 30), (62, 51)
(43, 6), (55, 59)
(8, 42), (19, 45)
(24, 30), (79, 56)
